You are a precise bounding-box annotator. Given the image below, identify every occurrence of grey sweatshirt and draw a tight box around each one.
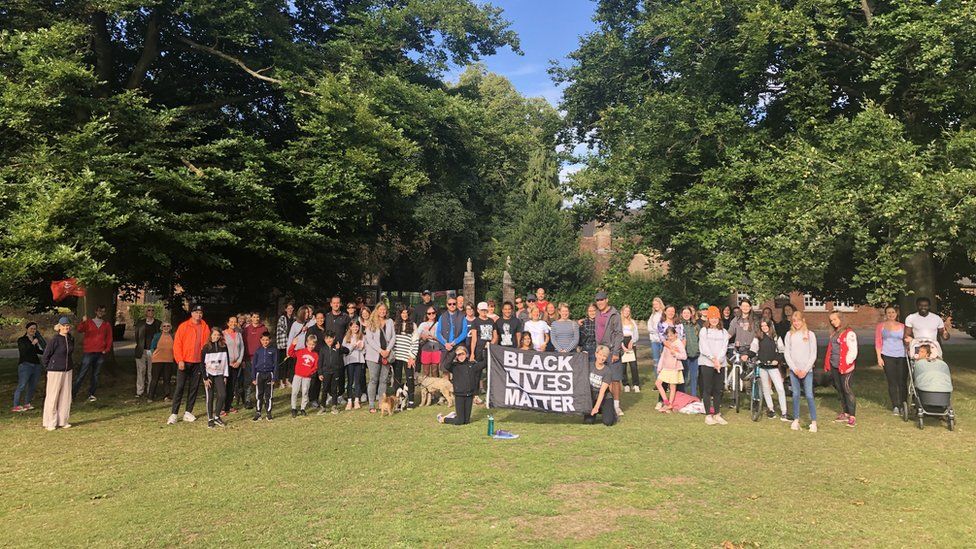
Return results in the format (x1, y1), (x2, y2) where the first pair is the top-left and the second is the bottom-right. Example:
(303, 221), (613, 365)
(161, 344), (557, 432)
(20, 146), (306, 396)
(364, 319), (396, 364)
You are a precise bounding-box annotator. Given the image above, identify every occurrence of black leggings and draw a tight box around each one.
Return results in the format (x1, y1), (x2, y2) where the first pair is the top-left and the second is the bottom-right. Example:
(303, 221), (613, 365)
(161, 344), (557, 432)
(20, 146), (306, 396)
(882, 354), (908, 408)
(255, 371), (274, 413)
(224, 366), (243, 412)
(700, 366), (724, 415)
(583, 394), (617, 426)
(393, 360), (416, 405)
(832, 369), (856, 416)
(279, 355), (294, 383)
(203, 374), (226, 421)
(149, 362), (173, 400)
(445, 395), (474, 425)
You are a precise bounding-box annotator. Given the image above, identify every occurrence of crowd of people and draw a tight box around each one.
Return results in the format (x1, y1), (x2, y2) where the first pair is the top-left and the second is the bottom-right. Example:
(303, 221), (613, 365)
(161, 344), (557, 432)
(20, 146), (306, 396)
(11, 286), (955, 432)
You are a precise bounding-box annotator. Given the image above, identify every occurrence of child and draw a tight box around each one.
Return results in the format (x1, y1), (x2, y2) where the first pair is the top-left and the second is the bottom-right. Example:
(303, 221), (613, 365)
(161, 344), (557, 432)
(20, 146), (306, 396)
(655, 327), (686, 412)
(584, 345), (617, 426)
(288, 333), (319, 417)
(437, 346), (485, 426)
(518, 332), (534, 351)
(343, 321), (366, 410)
(251, 331), (278, 421)
(317, 330), (348, 415)
(202, 328), (230, 429)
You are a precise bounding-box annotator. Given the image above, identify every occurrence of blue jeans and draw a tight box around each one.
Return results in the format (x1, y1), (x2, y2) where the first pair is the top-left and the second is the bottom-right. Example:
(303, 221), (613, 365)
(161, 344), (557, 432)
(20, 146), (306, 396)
(789, 370), (817, 421)
(651, 341), (663, 363)
(682, 355), (700, 397)
(14, 362), (42, 406)
(73, 352), (105, 398)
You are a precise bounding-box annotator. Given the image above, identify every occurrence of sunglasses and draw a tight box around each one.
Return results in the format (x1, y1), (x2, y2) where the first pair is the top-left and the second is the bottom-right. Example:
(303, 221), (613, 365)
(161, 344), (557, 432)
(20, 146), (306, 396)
(447, 302), (457, 306)
(427, 312), (436, 316)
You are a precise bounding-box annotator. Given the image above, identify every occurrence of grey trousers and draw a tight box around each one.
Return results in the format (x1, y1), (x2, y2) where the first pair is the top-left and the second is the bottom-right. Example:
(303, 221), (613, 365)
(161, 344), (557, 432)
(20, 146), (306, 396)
(134, 353), (152, 396)
(366, 360), (390, 407)
(291, 375), (311, 410)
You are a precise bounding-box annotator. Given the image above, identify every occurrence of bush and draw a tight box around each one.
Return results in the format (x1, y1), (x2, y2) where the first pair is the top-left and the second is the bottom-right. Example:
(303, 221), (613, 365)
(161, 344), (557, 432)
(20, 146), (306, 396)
(127, 302), (164, 321)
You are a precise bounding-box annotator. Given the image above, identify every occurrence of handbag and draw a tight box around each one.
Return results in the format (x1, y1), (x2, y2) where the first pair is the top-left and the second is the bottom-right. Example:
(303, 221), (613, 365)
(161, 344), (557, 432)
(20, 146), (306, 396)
(622, 349), (637, 363)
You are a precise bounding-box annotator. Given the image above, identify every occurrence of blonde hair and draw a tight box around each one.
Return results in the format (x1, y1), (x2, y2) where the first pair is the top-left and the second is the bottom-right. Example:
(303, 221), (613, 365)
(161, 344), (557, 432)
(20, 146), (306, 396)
(789, 311), (808, 333)
(652, 296), (665, 311)
(828, 311), (848, 333)
(367, 302), (388, 332)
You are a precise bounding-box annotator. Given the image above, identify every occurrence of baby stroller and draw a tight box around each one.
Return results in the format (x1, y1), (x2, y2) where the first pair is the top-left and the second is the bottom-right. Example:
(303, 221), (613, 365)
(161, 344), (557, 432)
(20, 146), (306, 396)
(905, 338), (955, 431)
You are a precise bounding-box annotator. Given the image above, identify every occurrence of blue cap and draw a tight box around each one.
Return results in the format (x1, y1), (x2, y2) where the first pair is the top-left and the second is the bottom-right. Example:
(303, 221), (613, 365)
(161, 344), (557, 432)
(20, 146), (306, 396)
(58, 316), (71, 325)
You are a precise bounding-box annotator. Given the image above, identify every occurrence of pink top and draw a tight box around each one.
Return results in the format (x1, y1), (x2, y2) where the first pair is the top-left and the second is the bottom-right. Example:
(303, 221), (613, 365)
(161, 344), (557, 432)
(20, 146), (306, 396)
(657, 339), (687, 372)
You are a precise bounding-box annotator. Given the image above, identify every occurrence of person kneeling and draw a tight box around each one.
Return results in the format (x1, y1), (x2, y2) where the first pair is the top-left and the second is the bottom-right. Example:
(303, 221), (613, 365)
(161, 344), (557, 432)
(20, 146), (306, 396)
(438, 347), (485, 425)
(584, 345), (617, 426)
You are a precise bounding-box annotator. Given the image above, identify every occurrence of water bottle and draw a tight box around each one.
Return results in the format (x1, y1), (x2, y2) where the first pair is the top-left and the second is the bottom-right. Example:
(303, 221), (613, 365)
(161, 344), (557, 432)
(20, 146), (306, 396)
(487, 414), (495, 436)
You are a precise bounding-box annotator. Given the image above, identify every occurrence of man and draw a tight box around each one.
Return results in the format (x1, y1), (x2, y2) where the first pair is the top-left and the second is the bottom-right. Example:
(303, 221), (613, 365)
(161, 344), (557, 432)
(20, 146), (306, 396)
(905, 297), (951, 348)
(456, 294), (466, 313)
(594, 290), (624, 417)
(469, 302), (498, 362)
(324, 296), (350, 405)
(436, 297), (469, 377)
(520, 295), (536, 322)
(514, 296), (527, 322)
(168, 305), (210, 424)
(495, 301), (522, 348)
(305, 311), (329, 407)
(412, 290), (434, 326)
(73, 305), (113, 402)
(535, 288), (549, 313)
(241, 312), (266, 409)
(133, 306), (161, 398)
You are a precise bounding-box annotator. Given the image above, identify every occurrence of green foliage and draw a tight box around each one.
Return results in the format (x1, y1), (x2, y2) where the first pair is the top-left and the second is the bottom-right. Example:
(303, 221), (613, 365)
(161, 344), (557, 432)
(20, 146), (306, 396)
(126, 302), (164, 321)
(558, 0), (976, 308)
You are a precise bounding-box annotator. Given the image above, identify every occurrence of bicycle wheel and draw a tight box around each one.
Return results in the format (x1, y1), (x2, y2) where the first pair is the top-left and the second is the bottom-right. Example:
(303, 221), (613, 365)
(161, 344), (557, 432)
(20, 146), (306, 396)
(750, 382), (761, 422)
(733, 370), (741, 413)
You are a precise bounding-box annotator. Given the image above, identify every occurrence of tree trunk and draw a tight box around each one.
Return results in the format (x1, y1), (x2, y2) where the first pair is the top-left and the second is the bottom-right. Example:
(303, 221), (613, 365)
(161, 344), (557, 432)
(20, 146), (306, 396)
(899, 249), (936, 319)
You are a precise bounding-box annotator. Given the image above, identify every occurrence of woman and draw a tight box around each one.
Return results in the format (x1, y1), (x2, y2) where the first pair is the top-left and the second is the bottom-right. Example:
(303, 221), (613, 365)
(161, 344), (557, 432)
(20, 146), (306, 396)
(876, 306), (908, 416)
(275, 303), (295, 388)
(655, 327), (686, 411)
(583, 345), (617, 426)
(342, 321), (366, 410)
(522, 306), (550, 351)
(679, 306), (701, 397)
(544, 302), (558, 324)
(654, 305), (684, 409)
(222, 315), (245, 415)
(364, 303), (395, 413)
(721, 306), (733, 330)
(825, 311), (858, 427)
(202, 328), (230, 429)
(393, 307), (419, 409)
(784, 311), (818, 432)
(41, 317), (74, 431)
(761, 307), (774, 327)
(550, 303), (579, 354)
(357, 306), (371, 403)
(148, 321), (175, 401)
(775, 303), (795, 340)
(417, 305), (442, 377)
(698, 307), (730, 426)
(646, 296), (665, 365)
(753, 320), (789, 421)
(579, 303), (598, 361)
(619, 305), (641, 393)
(284, 304), (314, 388)
(13, 322), (46, 412)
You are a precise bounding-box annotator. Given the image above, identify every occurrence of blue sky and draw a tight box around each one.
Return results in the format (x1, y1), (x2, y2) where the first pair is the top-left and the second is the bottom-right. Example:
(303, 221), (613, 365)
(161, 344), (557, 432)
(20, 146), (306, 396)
(446, 0), (598, 106)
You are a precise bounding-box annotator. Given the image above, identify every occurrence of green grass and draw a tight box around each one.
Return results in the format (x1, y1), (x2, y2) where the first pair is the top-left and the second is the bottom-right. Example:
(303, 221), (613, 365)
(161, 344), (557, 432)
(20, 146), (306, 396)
(1, 343), (974, 547)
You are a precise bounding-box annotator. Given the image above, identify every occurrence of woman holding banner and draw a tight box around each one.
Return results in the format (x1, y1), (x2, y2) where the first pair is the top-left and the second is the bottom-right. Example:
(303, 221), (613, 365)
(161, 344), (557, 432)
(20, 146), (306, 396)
(584, 345), (616, 426)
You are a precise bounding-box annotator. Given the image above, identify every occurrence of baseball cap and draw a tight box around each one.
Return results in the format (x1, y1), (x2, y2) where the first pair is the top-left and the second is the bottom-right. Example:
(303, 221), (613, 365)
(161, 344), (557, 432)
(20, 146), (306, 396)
(190, 304), (204, 312)
(526, 295), (537, 302)
(477, 301), (488, 311)
(698, 302), (710, 310)
(594, 290), (608, 300)
(421, 290), (431, 296)
(58, 316), (71, 325)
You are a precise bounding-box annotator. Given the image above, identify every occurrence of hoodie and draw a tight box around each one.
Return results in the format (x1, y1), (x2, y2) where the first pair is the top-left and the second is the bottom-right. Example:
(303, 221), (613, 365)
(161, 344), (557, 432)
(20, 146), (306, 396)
(251, 345), (279, 381)
(77, 317), (113, 354)
(317, 340), (348, 375)
(288, 342), (319, 378)
(444, 358), (486, 397)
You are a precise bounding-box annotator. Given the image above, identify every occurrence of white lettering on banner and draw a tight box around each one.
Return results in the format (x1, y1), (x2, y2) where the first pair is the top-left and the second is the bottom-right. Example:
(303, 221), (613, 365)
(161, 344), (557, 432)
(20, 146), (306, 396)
(503, 388), (576, 412)
(501, 350), (573, 371)
(505, 371), (573, 394)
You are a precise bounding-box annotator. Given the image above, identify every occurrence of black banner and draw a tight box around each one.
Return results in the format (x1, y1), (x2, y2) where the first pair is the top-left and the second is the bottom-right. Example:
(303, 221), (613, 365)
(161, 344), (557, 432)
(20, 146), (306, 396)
(487, 344), (593, 414)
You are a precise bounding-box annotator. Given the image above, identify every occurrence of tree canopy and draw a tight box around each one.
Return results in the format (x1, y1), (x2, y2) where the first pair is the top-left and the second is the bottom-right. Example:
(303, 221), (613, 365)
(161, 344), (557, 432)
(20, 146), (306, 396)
(557, 0), (976, 310)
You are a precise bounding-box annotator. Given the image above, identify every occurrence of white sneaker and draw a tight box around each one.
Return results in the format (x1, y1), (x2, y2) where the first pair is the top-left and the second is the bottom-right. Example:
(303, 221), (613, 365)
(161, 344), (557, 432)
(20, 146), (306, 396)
(615, 405), (624, 417)
(633, 386), (641, 393)
(705, 415), (717, 425)
(183, 411), (196, 422)
(87, 395), (97, 402)
(715, 414), (728, 425)
(790, 419), (799, 431)
(654, 402), (664, 411)
(624, 385), (631, 393)
(809, 422), (818, 433)
(167, 414), (178, 425)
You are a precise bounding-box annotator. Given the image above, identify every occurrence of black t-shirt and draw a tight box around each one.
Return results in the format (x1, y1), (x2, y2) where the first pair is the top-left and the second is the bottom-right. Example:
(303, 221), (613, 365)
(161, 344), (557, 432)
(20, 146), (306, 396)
(469, 317), (496, 358)
(495, 317), (522, 347)
(412, 301), (434, 326)
(588, 362), (611, 400)
(324, 312), (350, 343)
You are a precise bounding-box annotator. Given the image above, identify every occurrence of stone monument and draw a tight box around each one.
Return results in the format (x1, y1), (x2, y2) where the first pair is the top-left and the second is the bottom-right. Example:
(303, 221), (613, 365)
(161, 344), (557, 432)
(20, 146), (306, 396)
(502, 256), (515, 305)
(463, 257), (476, 304)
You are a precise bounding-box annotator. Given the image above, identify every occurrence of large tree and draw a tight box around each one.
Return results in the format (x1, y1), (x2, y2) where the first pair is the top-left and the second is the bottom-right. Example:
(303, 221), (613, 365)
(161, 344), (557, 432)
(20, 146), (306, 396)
(557, 0), (976, 313)
(0, 0), (540, 311)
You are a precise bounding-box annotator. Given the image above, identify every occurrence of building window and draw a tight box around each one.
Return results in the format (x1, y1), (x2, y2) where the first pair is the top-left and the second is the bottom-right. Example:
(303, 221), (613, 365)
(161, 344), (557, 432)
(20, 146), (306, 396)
(803, 294), (826, 312)
(736, 292), (751, 305)
(832, 299), (856, 312)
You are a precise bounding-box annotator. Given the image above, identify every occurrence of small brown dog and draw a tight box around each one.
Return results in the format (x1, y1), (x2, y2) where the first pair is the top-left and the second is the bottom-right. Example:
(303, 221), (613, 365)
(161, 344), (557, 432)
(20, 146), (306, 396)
(379, 394), (398, 417)
(416, 372), (455, 408)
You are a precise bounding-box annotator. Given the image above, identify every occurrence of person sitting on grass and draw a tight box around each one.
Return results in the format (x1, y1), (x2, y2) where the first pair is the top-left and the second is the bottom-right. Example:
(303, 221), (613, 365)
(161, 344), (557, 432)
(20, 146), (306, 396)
(912, 344), (953, 393)
(655, 327), (686, 413)
(584, 345), (616, 426)
(438, 346), (485, 426)
(288, 333), (319, 418)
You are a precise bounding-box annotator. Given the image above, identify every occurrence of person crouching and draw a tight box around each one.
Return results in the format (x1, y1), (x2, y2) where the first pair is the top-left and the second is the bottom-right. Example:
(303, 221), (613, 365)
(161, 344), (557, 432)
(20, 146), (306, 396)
(288, 333), (319, 417)
(584, 345), (617, 426)
(202, 328), (230, 429)
(438, 346), (485, 425)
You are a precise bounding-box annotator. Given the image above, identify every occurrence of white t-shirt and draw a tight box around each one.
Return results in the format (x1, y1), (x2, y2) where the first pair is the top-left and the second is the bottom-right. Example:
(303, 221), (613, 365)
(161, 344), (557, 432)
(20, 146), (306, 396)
(523, 320), (551, 350)
(905, 312), (944, 341)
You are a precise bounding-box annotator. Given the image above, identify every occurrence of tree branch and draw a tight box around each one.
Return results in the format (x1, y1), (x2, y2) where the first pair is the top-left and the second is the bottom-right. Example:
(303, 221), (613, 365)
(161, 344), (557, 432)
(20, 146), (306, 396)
(181, 158), (204, 177)
(861, 0), (874, 27)
(126, 10), (163, 90)
(91, 11), (114, 97)
(818, 40), (876, 61)
(177, 95), (269, 113)
(175, 35), (315, 96)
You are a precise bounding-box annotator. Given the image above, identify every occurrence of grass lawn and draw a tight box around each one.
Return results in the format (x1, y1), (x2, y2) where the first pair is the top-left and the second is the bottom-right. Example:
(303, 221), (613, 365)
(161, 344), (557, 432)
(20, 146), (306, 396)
(1, 342), (974, 547)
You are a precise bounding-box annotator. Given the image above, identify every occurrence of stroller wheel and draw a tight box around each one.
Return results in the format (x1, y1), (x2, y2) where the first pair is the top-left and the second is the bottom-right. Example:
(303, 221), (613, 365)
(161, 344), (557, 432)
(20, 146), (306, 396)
(947, 414), (955, 432)
(901, 401), (909, 422)
(917, 415), (925, 430)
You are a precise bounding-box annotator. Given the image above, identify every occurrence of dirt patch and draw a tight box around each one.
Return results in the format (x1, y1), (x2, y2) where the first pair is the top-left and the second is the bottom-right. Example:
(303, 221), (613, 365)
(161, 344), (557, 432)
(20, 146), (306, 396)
(547, 481), (609, 500)
(648, 476), (695, 488)
(513, 506), (660, 541)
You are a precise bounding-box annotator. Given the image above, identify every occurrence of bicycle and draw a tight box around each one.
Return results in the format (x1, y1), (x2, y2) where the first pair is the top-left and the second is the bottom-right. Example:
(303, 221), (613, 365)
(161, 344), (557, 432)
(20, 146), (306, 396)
(724, 346), (752, 413)
(750, 361), (773, 422)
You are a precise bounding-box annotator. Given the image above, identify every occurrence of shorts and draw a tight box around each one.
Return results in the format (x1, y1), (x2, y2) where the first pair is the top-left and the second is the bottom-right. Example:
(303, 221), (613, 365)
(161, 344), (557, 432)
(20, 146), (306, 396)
(421, 350), (442, 365)
(657, 369), (684, 385)
(609, 361), (623, 382)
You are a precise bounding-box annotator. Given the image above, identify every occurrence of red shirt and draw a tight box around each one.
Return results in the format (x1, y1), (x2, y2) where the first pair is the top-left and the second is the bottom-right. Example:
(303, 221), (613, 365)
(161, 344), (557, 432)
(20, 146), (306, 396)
(536, 300), (549, 313)
(288, 343), (319, 378)
(77, 318), (113, 354)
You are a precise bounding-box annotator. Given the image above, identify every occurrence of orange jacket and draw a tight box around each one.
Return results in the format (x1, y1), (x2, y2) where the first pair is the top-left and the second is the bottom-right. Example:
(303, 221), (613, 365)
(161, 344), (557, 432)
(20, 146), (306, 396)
(173, 319), (210, 364)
